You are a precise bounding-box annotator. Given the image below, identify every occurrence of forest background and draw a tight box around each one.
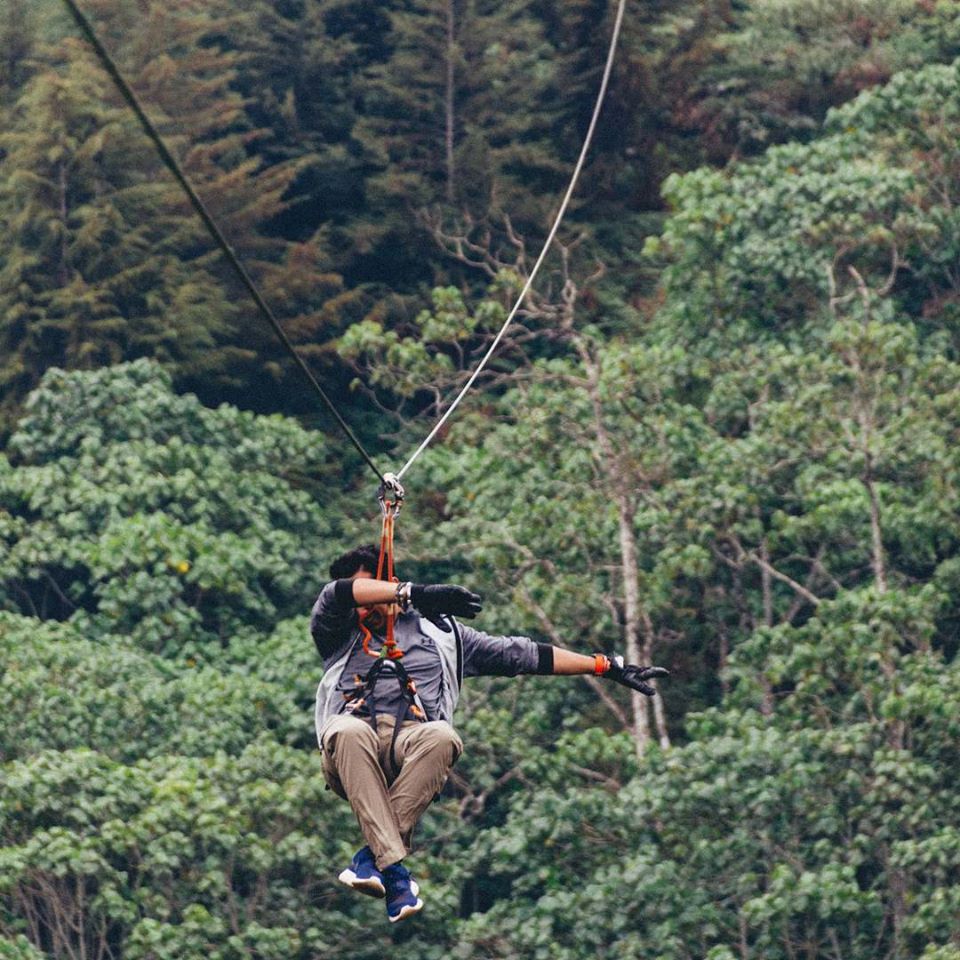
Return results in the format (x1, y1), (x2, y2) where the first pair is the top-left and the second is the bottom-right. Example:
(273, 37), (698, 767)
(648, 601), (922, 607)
(3, 0), (960, 957)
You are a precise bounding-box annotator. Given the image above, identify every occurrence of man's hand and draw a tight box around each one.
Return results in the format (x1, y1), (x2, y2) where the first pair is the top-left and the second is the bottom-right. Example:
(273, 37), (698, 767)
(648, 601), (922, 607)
(605, 655), (669, 696)
(410, 583), (482, 619)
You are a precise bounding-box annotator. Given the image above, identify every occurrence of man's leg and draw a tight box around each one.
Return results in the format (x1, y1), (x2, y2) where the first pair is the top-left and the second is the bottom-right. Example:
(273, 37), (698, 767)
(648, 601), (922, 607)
(321, 714), (407, 870)
(385, 720), (463, 855)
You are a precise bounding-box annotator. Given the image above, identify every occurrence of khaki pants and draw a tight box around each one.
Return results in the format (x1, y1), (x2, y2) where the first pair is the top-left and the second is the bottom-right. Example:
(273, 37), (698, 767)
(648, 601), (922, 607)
(321, 713), (463, 870)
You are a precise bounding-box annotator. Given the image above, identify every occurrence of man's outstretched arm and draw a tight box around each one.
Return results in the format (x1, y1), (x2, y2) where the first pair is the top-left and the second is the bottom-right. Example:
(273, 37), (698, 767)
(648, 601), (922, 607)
(323, 577), (669, 695)
(548, 648), (669, 696)
(460, 624), (668, 696)
(550, 648), (597, 674)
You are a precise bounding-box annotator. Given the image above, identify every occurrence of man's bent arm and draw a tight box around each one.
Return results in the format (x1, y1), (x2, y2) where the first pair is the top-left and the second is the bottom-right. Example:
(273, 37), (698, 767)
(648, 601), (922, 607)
(310, 581), (359, 660)
(312, 576), (483, 660)
(348, 577), (398, 606)
(347, 578), (482, 618)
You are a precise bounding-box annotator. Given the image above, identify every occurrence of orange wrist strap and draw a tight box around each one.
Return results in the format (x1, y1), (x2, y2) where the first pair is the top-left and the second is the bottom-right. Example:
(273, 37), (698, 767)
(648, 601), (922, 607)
(594, 654), (610, 675)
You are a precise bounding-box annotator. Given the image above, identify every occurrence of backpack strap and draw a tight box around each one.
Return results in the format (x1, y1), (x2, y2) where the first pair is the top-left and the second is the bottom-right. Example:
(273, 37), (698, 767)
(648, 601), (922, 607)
(449, 616), (463, 688)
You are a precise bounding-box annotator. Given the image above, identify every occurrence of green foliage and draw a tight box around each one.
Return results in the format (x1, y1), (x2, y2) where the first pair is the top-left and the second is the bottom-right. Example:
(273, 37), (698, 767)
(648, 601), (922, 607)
(340, 284), (509, 414)
(651, 58), (960, 354)
(0, 612), (315, 762)
(690, 0), (960, 159)
(5, 10), (960, 960)
(0, 360), (337, 656)
(0, 936), (46, 960)
(453, 679), (960, 957)
(0, 744), (364, 960)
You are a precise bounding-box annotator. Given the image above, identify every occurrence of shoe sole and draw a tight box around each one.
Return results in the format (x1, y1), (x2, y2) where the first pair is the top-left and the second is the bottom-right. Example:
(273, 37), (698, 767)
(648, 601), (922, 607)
(338, 867), (385, 899)
(339, 870), (421, 902)
(388, 897), (424, 923)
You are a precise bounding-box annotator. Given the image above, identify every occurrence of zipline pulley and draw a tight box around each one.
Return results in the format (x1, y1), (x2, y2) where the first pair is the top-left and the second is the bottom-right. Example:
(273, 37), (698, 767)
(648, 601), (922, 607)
(377, 472), (405, 519)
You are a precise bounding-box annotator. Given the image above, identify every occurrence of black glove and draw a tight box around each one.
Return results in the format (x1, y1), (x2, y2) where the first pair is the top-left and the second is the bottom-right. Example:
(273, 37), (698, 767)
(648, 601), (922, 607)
(410, 583), (482, 620)
(605, 655), (669, 696)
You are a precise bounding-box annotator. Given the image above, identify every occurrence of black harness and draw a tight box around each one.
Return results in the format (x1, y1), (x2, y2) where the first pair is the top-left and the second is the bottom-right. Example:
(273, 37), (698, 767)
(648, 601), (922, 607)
(341, 615), (463, 772)
(342, 642), (430, 772)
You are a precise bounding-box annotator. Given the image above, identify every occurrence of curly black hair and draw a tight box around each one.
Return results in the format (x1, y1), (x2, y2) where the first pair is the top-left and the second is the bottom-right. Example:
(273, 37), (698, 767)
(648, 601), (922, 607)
(328, 544), (383, 580)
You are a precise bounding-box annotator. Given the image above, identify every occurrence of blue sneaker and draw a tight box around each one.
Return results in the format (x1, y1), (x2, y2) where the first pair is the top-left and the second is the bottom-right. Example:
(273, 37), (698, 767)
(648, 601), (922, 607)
(338, 846), (385, 898)
(383, 862), (423, 923)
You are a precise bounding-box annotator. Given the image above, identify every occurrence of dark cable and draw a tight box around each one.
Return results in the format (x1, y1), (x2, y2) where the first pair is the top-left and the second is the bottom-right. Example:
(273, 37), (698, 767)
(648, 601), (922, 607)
(59, 0), (385, 483)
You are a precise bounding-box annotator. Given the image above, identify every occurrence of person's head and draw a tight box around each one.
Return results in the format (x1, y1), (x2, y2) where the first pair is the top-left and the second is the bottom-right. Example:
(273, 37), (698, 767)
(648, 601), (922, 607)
(329, 544), (393, 626)
(329, 544), (381, 581)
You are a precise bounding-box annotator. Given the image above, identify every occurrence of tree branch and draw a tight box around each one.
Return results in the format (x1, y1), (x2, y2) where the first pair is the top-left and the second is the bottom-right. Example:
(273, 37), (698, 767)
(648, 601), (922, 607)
(569, 764), (621, 792)
(747, 550), (822, 607)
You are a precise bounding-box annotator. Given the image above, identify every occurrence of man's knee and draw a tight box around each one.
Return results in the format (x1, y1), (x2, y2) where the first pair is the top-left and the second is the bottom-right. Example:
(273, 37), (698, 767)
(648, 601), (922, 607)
(321, 717), (382, 799)
(417, 721), (463, 762)
(323, 715), (379, 761)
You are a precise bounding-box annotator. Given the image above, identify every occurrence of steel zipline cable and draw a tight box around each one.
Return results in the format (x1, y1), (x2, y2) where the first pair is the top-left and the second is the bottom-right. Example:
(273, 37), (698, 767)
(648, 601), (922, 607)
(395, 0), (628, 483)
(61, 0), (626, 497)
(59, 0), (386, 485)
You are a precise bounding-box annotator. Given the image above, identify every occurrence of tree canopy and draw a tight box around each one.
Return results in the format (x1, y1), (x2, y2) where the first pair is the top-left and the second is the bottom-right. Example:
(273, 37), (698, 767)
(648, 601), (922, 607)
(4, 1), (960, 957)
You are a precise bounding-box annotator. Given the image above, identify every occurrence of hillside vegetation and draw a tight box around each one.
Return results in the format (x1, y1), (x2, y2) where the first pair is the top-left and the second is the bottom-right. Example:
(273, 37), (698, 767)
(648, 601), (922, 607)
(3, 1), (960, 957)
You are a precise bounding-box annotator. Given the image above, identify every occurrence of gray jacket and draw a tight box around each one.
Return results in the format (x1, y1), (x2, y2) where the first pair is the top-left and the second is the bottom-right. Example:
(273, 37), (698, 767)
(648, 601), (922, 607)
(310, 580), (543, 743)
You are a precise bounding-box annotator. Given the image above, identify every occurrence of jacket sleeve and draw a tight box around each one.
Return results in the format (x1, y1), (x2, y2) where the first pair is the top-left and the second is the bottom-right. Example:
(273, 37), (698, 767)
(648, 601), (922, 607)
(309, 580), (358, 660)
(459, 622), (541, 678)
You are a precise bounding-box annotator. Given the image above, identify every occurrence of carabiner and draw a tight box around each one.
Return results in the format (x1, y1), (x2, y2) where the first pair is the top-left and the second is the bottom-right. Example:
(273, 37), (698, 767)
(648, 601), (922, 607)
(377, 472), (405, 518)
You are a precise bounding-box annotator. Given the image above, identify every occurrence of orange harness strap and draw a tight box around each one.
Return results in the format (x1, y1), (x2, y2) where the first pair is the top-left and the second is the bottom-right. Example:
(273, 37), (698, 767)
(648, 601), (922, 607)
(360, 477), (405, 661)
(347, 476), (429, 756)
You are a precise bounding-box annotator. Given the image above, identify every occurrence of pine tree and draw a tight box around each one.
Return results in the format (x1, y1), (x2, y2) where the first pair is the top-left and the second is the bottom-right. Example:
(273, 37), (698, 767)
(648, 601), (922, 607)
(85, 0), (361, 407)
(0, 37), (234, 429)
(0, 0), (40, 107)
(540, 0), (726, 215)
(354, 0), (459, 210)
(452, 0), (563, 225)
(355, 0), (562, 215)
(0, 0), (350, 424)
(73, 0), (300, 265)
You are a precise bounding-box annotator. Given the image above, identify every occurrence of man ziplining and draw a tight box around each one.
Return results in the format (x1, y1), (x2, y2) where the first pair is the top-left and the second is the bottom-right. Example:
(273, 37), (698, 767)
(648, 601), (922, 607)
(63, 0), (648, 924)
(311, 543), (669, 923)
